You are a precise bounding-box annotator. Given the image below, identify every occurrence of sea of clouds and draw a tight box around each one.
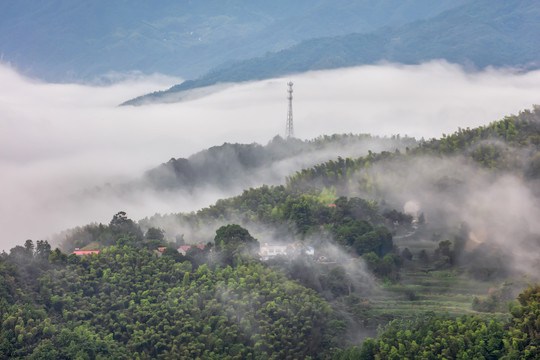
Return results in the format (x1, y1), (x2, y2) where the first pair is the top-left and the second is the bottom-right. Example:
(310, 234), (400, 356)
(2, 60), (540, 251)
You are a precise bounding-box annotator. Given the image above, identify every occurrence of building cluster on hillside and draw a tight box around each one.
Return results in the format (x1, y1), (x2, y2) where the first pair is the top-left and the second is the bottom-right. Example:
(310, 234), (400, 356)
(74, 243), (318, 262)
(259, 242), (314, 261)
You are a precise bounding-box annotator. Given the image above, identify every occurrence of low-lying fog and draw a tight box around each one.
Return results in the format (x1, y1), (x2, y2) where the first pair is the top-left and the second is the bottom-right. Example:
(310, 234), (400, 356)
(2, 60), (540, 251)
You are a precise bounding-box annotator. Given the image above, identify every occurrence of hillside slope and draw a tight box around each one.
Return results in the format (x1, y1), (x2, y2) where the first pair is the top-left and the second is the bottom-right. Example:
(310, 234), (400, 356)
(124, 0), (540, 105)
(0, 0), (460, 82)
(3, 107), (540, 359)
(141, 134), (417, 193)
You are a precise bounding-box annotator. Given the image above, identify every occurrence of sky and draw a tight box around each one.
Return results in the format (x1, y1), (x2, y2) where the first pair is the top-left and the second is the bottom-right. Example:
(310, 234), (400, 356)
(2, 60), (540, 251)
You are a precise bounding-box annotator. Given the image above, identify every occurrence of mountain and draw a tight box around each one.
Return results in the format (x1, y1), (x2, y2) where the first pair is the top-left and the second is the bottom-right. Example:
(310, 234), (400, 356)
(123, 0), (540, 105)
(3, 107), (540, 358)
(70, 134), (416, 227)
(138, 106), (540, 250)
(0, 0), (461, 82)
(141, 134), (417, 193)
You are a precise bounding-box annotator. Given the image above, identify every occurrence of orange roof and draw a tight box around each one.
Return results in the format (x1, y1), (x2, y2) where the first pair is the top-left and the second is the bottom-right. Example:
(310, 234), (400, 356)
(157, 247), (167, 252)
(327, 204), (337, 207)
(73, 250), (99, 255)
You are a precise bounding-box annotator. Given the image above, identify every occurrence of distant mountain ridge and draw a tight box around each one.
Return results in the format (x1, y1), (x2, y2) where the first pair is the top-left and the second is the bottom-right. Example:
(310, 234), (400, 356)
(123, 0), (540, 106)
(0, 0), (461, 82)
(141, 134), (417, 193)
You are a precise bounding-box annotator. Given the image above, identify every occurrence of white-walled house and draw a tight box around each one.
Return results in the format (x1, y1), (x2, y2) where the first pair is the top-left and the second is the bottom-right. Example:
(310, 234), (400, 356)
(259, 243), (315, 261)
(259, 243), (288, 261)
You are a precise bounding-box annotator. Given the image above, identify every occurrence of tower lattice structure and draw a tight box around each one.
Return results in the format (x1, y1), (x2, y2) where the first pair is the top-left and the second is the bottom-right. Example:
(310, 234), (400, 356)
(286, 81), (294, 138)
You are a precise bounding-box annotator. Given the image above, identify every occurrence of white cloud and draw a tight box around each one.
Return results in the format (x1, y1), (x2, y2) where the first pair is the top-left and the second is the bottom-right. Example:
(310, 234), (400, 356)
(1, 60), (540, 251)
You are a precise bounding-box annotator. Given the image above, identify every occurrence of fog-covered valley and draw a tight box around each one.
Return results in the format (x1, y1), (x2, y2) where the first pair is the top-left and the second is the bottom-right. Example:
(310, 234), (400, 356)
(2, 61), (540, 252)
(4, 1), (540, 358)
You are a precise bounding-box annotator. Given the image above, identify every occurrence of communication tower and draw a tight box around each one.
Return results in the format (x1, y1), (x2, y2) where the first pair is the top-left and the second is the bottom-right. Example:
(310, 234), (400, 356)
(286, 81), (294, 138)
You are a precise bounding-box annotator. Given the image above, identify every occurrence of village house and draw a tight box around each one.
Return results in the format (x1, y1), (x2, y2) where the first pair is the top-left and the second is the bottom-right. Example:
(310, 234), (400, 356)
(177, 245), (205, 256)
(72, 248), (100, 256)
(154, 247), (168, 257)
(259, 243), (315, 261)
(259, 243), (288, 261)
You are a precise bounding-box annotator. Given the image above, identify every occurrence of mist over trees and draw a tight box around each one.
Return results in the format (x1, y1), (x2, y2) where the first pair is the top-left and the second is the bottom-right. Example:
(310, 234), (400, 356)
(3, 0), (540, 357)
(2, 107), (540, 358)
(140, 134), (417, 193)
(334, 284), (540, 359)
(0, 239), (336, 358)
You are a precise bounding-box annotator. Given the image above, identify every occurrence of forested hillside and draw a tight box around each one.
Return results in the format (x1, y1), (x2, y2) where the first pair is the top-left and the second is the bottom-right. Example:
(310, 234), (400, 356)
(141, 134), (417, 192)
(288, 106), (540, 190)
(0, 239), (338, 359)
(334, 286), (540, 359)
(0, 0), (461, 82)
(2, 107), (540, 358)
(123, 0), (540, 105)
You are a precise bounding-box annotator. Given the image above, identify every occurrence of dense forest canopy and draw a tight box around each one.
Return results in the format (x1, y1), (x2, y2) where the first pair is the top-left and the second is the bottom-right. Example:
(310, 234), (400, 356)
(2, 106), (540, 358)
(126, 133), (417, 193)
(4, 1), (540, 357)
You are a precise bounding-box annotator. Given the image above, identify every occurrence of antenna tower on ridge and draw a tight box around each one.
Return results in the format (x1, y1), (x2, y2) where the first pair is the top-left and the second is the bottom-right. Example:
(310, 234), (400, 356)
(286, 81), (294, 138)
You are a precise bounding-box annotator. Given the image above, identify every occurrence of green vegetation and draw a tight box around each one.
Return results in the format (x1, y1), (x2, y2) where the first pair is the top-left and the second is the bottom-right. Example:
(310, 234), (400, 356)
(287, 107), (540, 194)
(141, 133), (417, 192)
(1, 237), (336, 359)
(3, 107), (540, 358)
(334, 285), (540, 359)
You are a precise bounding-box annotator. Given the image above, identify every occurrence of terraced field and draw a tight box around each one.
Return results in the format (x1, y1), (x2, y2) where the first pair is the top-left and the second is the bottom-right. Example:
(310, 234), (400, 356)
(368, 268), (511, 323)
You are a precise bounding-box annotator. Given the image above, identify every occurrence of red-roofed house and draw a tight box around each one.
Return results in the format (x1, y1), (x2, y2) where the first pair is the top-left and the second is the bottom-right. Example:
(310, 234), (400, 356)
(177, 245), (205, 256)
(72, 250), (99, 256)
(155, 247), (169, 258)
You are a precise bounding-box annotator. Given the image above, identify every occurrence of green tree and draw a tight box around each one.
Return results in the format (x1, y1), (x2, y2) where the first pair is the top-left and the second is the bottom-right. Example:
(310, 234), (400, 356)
(507, 283), (540, 358)
(109, 211), (143, 245)
(35, 240), (51, 260)
(401, 247), (413, 261)
(145, 227), (165, 242)
(214, 224), (259, 265)
(24, 240), (35, 256)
